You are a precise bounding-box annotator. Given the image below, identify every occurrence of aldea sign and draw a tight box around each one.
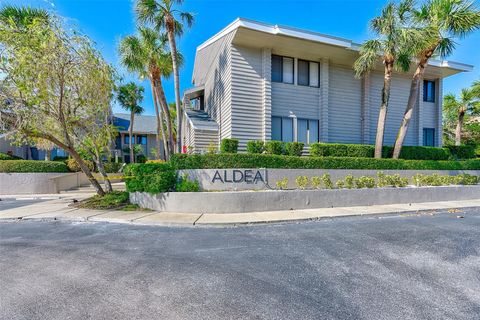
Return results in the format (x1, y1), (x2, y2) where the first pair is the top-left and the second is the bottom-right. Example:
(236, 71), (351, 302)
(212, 169), (265, 184)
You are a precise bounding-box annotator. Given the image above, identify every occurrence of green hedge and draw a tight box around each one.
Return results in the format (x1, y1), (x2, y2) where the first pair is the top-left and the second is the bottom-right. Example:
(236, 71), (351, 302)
(0, 160), (69, 173)
(0, 152), (22, 160)
(220, 139), (239, 153)
(170, 153), (480, 171)
(124, 163), (177, 193)
(309, 143), (467, 160)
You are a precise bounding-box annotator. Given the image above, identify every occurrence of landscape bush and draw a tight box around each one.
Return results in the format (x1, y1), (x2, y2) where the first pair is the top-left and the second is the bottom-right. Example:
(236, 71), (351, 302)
(311, 176), (322, 189)
(295, 175), (309, 189)
(445, 145), (476, 160)
(265, 141), (285, 155)
(0, 152), (22, 160)
(412, 173), (479, 186)
(220, 139), (239, 154)
(285, 142), (304, 157)
(170, 153), (480, 171)
(65, 158), (94, 172)
(124, 163), (177, 193)
(175, 175), (200, 192)
(103, 162), (123, 173)
(309, 143), (454, 160)
(246, 140), (265, 154)
(322, 173), (334, 189)
(276, 177), (289, 190)
(354, 176), (376, 189)
(377, 172), (409, 188)
(0, 160), (69, 173)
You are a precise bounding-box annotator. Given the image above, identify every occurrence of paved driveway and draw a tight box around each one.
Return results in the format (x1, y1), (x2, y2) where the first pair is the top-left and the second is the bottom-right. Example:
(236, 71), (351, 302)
(1, 209), (480, 320)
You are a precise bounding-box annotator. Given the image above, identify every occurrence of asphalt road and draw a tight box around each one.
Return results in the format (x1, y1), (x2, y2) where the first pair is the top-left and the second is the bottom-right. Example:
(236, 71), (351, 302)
(1, 209), (480, 320)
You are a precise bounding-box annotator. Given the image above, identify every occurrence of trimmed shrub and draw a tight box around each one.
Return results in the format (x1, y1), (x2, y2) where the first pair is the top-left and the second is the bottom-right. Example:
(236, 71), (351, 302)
(381, 146), (451, 160)
(176, 175), (200, 192)
(322, 173), (334, 189)
(295, 176), (309, 189)
(311, 176), (322, 189)
(246, 140), (265, 154)
(265, 141), (285, 155)
(124, 163), (177, 193)
(310, 143), (374, 158)
(220, 139), (239, 154)
(355, 176), (376, 189)
(0, 160), (69, 173)
(285, 142), (304, 157)
(170, 153), (480, 171)
(103, 162), (123, 173)
(276, 177), (289, 190)
(146, 159), (166, 164)
(53, 156), (68, 162)
(0, 152), (22, 160)
(65, 158), (94, 172)
(445, 145), (476, 159)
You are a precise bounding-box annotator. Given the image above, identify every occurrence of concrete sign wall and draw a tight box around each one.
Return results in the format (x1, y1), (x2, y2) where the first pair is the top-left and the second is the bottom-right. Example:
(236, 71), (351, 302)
(179, 169), (480, 191)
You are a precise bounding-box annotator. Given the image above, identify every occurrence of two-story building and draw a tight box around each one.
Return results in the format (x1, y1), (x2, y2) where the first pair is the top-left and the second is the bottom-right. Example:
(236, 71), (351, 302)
(182, 18), (473, 153)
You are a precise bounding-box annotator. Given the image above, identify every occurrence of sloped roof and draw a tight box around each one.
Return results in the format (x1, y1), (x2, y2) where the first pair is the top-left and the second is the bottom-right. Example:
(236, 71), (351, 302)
(113, 113), (157, 134)
(185, 109), (218, 131)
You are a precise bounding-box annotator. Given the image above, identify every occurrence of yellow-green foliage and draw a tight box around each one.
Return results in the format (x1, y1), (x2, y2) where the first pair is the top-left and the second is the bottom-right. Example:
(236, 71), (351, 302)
(276, 177), (289, 190)
(311, 176), (322, 189)
(322, 173), (334, 189)
(295, 176), (309, 189)
(355, 176), (376, 188)
(344, 174), (355, 189)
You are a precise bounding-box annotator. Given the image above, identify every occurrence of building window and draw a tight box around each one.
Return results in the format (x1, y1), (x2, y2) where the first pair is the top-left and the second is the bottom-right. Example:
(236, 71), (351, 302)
(297, 119), (319, 144)
(115, 136), (121, 149)
(423, 80), (435, 102)
(124, 135), (135, 145)
(272, 116), (318, 144)
(137, 135), (147, 145)
(272, 55), (294, 84)
(298, 60), (320, 87)
(272, 116), (293, 142)
(423, 128), (435, 146)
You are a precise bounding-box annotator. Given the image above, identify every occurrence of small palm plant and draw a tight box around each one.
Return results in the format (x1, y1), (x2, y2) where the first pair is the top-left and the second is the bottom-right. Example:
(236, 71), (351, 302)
(116, 82), (145, 163)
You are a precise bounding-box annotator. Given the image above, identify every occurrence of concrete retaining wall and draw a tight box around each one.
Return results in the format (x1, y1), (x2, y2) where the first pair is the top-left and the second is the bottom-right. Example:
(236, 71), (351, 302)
(130, 185), (480, 214)
(180, 169), (480, 191)
(0, 172), (124, 195)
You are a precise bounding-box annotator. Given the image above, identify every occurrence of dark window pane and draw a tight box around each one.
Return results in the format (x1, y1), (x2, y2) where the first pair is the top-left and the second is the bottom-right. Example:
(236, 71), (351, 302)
(137, 135), (147, 145)
(297, 119), (308, 143)
(423, 128), (435, 146)
(423, 80), (435, 102)
(272, 116), (282, 141)
(282, 57), (294, 84)
(115, 136), (121, 149)
(309, 120), (319, 143)
(282, 117), (293, 142)
(272, 55), (282, 83)
(298, 60), (309, 86)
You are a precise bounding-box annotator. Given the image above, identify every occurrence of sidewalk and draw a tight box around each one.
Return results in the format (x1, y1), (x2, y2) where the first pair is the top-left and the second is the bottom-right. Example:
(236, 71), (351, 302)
(0, 195), (478, 226)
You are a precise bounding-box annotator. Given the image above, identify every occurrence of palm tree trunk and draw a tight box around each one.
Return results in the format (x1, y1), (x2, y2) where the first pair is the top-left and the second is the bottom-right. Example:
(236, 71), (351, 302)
(393, 49), (436, 159)
(154, 78), (175, 156)
(375, 62), (393, 158)
(151, 80), (169, 160)
(129, 112), (135, 163)
(166, 24), (183, 153)
(455, 108), (466, 146)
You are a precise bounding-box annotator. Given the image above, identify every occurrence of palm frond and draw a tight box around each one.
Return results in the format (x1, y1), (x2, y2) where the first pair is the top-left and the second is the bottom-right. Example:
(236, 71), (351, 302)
(0, 5), (50, 27)
(435, 37), (456, 58)
(354, 39), (383, 78)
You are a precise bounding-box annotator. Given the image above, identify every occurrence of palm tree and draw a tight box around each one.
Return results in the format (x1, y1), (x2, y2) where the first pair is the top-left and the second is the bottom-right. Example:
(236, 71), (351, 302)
(119, 27), (177, 159)
(354, 0), (414, 158)
(444, 88), (480, 146)
(116, 82), (145, 163)
(136, 0), (194, 153)
(0, 5), (50, 28)
(392, 0), (480, 158)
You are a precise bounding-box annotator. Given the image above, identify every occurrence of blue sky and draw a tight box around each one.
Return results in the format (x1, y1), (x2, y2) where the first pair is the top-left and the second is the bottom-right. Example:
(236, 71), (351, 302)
(8, 0), (480, 116)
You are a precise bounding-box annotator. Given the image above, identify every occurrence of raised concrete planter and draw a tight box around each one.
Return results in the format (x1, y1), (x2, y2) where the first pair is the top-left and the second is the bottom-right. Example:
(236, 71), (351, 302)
(180, 169), (480, 191)
(130, 185), (480, 214)
(0, 172), (124, 195)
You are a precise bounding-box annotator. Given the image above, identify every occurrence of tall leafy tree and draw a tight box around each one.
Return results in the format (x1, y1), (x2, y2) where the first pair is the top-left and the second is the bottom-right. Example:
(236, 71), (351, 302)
(136, 0), (194, 153)
(0, 6), (115, 196)
(119, 27), (177, 159)
(354, 0), (415, 158)
(116, 82), (145, 164)
(443, 88), (480, 146)
(392, 0), (480, 158)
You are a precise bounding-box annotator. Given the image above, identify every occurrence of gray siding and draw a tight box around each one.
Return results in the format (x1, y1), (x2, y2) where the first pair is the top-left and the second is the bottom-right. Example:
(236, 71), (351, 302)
(328, 64), (362, 143)
(230, 45), (264, 148)
(201, 31), (235, 141)
(271, 83), (320, 119)
(369, 72), (418, 146)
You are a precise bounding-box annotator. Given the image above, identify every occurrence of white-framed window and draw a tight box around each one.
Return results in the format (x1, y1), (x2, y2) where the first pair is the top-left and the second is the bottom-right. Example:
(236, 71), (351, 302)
(272, 55), (294, 84)
(272, 116), (319, 144)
